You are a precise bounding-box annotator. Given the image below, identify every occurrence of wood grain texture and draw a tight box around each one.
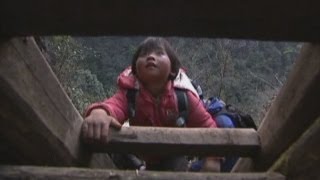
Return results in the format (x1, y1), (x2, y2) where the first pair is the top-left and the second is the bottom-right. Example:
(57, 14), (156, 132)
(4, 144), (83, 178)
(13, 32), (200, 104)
(0, 165), (286, 180)
(271, 116), (320, 180)
(88, 127), (260, 156)
(0, 37), (114, 168)
(1, 0), (319, 41)
(232, 43), (320, 172)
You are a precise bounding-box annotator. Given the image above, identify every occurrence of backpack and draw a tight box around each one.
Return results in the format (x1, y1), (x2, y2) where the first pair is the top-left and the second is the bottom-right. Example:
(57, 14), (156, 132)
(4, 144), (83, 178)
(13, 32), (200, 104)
(126, 88), (190, 127)
(121, 88), (189, 170)
(205, 97), (257, 130)
(125, 79), (256, 172)
(126, 80), (256, 130)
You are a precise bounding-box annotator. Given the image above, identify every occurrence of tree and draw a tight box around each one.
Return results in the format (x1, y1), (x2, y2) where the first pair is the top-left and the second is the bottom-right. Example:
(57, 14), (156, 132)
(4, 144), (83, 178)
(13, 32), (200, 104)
(42, 36), (301, 125)
(43, 36), (107, 113)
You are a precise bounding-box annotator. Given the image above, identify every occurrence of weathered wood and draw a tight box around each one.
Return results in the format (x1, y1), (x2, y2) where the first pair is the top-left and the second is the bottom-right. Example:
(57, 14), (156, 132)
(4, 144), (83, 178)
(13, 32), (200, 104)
(1, 0), (320, 41)
(270, 116), (320, 180)
(0, 165), (286, 180)
(232, 43), (320, 171)
(89, 127), (260, 156)
(0, 37), (114, 168)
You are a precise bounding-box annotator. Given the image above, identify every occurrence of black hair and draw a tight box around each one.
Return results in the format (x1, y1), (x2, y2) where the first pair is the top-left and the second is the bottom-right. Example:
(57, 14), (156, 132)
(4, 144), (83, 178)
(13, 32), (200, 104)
(131, 37), (181, 80)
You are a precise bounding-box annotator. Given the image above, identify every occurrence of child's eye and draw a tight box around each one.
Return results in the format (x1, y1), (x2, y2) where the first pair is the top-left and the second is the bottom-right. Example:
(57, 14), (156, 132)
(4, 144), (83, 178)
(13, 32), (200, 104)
(155, 50), (165, 55)
(139, 49), (165, 57)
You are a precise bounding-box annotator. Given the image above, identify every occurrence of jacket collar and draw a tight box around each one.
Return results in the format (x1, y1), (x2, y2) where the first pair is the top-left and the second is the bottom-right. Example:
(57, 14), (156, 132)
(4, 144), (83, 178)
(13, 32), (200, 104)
(117, 66), (199, 98)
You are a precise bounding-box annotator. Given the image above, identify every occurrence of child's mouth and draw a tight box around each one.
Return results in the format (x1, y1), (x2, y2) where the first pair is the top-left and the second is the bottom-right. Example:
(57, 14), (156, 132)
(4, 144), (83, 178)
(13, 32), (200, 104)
(146, 62), (157, 68)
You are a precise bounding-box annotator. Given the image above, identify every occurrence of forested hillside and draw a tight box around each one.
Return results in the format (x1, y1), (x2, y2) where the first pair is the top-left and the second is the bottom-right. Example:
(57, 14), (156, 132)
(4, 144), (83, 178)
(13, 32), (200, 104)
(41, 36), (301, 126)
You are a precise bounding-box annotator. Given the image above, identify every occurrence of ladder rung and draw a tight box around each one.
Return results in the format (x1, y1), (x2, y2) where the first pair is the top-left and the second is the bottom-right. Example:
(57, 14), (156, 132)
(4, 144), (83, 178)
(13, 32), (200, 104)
(0, 165), (285, 180)
(89, 127), (260, 156)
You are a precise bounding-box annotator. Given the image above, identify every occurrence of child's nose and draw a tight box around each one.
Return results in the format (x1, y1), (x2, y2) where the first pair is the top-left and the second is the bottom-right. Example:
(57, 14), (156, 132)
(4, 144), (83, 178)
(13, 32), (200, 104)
(146, 53), (156, 60)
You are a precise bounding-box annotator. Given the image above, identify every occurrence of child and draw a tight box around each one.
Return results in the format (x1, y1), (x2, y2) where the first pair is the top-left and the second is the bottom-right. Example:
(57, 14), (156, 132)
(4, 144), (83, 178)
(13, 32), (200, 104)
(81, 37), (220, 172)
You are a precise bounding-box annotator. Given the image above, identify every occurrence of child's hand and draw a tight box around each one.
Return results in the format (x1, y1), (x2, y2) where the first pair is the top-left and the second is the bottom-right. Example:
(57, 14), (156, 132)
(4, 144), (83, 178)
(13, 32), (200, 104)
(82, 108), (122, 143)
(201, 158), (221, 172)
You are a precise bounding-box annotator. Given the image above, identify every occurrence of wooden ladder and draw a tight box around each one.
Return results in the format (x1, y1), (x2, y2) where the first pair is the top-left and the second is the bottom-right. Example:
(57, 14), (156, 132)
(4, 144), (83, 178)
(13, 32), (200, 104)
(0, 1), (320, 179)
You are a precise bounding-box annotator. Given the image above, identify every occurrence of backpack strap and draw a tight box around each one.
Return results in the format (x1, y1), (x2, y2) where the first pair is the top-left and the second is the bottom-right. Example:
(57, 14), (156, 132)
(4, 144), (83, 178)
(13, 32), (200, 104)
(126, 88), (189, 127)
(175, 88), (189, 127)
(191, 80), (204, 100)
(126, 89), (137, 119)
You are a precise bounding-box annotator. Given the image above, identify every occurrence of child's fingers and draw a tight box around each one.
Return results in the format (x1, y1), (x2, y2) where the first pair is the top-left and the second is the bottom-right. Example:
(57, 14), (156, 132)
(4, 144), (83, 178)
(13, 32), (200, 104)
(100, 117), (121, 143)
(81, 121), (89, 139)
(101, 121), (109, 143)
(88, 122), (94, 140)
(93, 122), (101, 140)
(110, 118), (122, 129)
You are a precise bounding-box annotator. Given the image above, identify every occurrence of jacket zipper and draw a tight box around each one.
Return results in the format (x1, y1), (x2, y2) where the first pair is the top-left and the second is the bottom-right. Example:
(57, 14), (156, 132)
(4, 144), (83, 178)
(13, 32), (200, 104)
(154, 96), (161, 126)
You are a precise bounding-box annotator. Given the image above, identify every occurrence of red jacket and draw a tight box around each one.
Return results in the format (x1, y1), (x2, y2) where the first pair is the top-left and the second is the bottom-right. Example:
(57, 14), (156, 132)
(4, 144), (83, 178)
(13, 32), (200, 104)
(85, 67), (216, 128)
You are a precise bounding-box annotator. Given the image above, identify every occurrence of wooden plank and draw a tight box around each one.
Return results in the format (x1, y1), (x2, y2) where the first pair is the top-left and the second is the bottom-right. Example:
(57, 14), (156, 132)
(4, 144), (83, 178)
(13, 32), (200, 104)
(270, 116), (320, 180)
(0, 165), (286, 180)
(88, 127), (260, 157)
(0, 37), (114, 168)
(232, 43), (320, 171)
(1, 0), (319, 41)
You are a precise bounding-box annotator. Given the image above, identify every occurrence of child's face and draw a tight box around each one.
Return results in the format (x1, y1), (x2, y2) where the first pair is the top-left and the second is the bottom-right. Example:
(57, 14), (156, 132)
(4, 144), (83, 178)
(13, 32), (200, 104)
(135, 47), (171, 85)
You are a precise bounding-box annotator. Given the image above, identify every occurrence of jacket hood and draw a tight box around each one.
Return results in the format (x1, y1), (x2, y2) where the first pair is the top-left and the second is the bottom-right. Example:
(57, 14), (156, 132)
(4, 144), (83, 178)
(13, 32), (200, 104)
(117, 66), (199, 98)
(117, 66), (138, 89)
